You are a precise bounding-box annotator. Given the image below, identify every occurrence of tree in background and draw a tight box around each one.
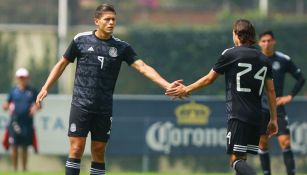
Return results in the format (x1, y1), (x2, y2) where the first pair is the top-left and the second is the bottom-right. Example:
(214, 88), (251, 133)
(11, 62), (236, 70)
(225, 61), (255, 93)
(27, 46), (58, 94)
(0, 33), (16, 93)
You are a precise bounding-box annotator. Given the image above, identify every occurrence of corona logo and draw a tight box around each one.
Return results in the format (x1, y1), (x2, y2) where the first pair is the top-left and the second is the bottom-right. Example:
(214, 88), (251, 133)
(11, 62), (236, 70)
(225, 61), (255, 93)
(175, 101), (211, 125)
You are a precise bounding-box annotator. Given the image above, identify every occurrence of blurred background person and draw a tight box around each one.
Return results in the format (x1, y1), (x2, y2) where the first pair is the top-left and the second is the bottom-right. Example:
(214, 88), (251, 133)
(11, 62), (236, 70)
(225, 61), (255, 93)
(258, 30), (305, 175)
(2, 68), (40, 172)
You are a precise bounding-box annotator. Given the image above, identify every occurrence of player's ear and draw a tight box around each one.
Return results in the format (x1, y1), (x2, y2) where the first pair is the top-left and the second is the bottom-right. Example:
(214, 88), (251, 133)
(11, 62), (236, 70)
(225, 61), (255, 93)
(94, 17), (99, 25)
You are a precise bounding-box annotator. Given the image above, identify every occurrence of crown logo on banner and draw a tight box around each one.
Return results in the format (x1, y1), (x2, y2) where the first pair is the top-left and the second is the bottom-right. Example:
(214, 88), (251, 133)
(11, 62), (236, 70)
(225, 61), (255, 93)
(175, 101), (211, 125)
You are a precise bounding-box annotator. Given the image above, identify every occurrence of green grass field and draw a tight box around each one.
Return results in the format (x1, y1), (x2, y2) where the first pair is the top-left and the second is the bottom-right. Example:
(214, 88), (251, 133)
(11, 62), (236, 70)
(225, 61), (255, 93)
(3, 172), (307, 175)
(2, 173), (232, 175)
(3, 173), (307, 175)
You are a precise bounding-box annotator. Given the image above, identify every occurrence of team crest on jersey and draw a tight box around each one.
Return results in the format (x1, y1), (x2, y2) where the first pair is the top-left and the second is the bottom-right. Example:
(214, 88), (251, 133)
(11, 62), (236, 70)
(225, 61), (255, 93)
(70, 123), (76, 132)
(272, 61), (280, 70)
(109, 47), (118, 57)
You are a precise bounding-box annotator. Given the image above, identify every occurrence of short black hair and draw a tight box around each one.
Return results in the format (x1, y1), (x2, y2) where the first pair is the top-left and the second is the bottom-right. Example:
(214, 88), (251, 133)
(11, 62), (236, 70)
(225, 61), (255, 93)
(94, 4), (116, 19)
(259, 30), (275, 39)
(233, 19), (256, 45)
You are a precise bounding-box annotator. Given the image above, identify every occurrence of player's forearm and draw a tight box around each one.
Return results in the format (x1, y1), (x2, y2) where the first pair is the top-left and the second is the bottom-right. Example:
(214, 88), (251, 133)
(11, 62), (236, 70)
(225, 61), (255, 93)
(265, 80), (277, 121)
(132, 60), (170, 89)
(267, 92), (277, 121)
(186, 70), (217, 94)
(142, 65), (170, 90)
(290, 75), (305, 97)
(186, 76), (210, 94)
(42, 58), (69, 91)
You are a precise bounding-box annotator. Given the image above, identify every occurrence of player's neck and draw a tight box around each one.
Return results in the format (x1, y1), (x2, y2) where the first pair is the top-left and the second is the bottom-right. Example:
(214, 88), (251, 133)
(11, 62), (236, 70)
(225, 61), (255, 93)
(95, 30), (112, 40)
(236, 42), (251, 46)
(262, 50), (274, 57)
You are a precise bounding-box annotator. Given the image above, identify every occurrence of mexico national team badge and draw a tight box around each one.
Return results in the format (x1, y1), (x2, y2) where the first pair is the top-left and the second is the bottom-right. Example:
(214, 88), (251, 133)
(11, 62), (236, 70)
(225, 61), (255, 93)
(70, 123), (76, 132)
(272, 61), (280, 70)
(109, 47), (118, 57)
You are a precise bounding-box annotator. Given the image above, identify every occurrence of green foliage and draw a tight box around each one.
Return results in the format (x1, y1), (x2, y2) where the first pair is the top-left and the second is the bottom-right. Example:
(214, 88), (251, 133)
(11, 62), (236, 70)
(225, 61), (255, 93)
(115, 27), (230, 95)
(1, 23), (306, 96)
(217, 9), (266, 25)
(27, 45), (58, 93)
(0, 0), (58, 24)
(115, 22), (307, 96)
(0, 33), (16, 92)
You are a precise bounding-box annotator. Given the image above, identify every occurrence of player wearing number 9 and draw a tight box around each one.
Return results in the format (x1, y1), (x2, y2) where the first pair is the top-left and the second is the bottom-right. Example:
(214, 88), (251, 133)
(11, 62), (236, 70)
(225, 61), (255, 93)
(35, 4), (182, 175)
(165, 19), (278, 175)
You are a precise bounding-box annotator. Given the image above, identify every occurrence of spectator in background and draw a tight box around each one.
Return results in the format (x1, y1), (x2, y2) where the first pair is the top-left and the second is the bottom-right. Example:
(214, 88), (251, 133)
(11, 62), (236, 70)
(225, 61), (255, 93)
(2, 68), (40, 172)
(258, 30), (305, 175)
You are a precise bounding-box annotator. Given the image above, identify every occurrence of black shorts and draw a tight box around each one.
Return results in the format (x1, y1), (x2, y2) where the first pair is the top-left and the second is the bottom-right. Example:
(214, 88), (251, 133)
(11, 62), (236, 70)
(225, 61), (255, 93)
(226, 119), (260, 155)
(68, 105), (112, 142)
(260, 111), (290, 136)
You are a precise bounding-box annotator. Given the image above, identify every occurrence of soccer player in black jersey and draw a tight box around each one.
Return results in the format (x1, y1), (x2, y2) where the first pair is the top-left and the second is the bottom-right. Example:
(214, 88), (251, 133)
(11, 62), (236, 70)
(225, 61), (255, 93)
(36, 4), (180, 175)
(166, 19), (278, 175)
(258, 30), (305, 175)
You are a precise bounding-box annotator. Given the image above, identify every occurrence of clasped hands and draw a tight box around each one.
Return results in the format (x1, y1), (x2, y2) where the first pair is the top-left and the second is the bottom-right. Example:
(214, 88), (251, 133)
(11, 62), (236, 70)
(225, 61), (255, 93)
(165, 80), (189, 99)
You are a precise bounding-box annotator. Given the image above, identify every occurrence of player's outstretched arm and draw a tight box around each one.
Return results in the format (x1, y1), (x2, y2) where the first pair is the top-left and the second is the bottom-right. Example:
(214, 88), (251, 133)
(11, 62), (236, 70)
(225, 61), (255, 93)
(131, 59), (182, 90)
(165, 69), (220, 97)
(265, 79), (278, 138)
(36, 57), (70, 107)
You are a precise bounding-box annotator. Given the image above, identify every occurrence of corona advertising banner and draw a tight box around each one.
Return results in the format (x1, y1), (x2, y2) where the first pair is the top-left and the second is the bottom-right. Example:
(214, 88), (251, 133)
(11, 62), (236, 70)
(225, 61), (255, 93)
(0, 95), (306, 155)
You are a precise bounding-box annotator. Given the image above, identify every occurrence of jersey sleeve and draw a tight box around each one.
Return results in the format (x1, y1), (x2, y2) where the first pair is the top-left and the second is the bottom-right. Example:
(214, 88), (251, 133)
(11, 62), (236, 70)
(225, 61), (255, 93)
(123, 45), (137, 65)
(212, 53), (232, 74)
(286, 59), (305, 96)
(286, 59), (303, 78)
(63, 40), (79, 62)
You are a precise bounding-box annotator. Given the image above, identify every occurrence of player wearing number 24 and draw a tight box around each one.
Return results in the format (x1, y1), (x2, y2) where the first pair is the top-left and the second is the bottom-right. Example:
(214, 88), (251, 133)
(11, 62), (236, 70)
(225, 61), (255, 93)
(166, 19), (278, 175)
